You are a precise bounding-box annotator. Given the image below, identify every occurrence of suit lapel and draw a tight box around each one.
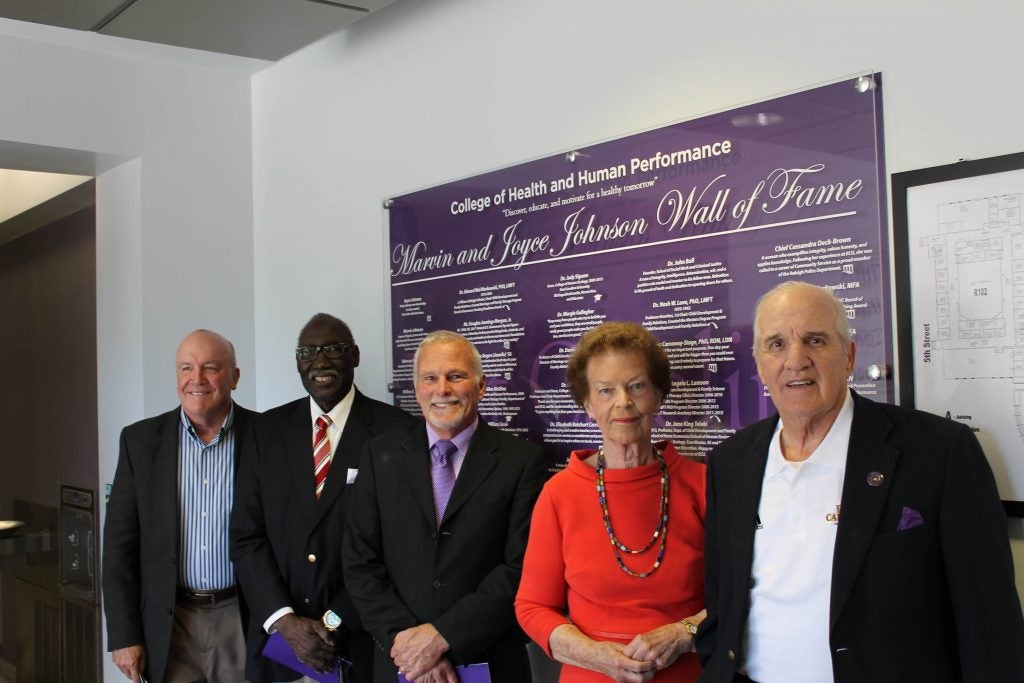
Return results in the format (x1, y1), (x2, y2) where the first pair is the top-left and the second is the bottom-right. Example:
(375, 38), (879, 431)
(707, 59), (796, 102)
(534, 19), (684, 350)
(335, 392), (373, 470)
(230, 403), (251, 477)
(314, 393), (372, 524)
(394, 424), (437, 526)
(830, 392), (899, 630)
(441, 422), (499, 525)
(285, 400), (318, 530)
(154, 411), (181, 541)
(725, 419), (775, 595)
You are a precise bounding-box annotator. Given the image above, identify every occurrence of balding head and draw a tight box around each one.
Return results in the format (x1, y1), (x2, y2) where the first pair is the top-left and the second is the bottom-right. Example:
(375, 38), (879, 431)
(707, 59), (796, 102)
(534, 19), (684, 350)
(176, 329), (239, 435)
(753, 281), (852, 354)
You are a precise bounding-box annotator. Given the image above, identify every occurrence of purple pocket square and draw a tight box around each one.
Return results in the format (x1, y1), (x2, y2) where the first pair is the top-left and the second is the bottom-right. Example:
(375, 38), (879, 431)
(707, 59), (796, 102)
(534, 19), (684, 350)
(897, 506), (924, 532)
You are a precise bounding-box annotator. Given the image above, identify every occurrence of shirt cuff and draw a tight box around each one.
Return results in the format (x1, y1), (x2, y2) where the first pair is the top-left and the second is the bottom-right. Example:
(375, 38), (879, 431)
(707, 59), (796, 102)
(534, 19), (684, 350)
(264, 606), (295, 634)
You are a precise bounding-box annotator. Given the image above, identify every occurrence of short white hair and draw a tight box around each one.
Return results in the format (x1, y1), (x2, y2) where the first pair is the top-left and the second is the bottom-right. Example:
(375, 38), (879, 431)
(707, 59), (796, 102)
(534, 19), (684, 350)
(752, 281), (851, 352)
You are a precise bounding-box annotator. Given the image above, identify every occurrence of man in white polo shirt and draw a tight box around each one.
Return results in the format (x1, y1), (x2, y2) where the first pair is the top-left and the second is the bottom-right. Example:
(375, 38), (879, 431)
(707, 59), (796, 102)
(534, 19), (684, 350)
(697, 281), (1024, 683)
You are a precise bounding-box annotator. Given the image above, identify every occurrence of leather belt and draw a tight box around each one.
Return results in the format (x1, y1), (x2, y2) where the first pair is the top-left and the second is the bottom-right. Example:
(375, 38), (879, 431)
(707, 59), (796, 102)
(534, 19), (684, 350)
(176, 585), (237, 607)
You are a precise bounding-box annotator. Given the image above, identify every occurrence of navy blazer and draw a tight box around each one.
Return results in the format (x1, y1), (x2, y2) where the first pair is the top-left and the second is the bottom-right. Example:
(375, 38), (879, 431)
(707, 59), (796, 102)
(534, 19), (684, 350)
(342, 419), (547, 683)
(230, 391), (416, 683)
(102, 402), (256, 683)
(697, 391), (1024, 682)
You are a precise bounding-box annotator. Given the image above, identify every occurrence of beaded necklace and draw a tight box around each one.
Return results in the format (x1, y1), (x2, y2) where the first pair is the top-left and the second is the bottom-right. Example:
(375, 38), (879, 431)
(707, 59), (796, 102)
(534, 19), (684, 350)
(595, 444), (669, 578)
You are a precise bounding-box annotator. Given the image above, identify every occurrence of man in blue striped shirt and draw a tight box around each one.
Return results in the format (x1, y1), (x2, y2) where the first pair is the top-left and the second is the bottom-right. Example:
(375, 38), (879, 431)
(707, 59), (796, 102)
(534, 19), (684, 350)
(104, 329), (257, 682)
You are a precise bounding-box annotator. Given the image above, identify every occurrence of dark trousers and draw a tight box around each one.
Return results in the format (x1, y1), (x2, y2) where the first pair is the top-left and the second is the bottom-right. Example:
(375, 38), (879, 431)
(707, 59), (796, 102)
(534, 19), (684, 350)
(733, 674), (758, 683)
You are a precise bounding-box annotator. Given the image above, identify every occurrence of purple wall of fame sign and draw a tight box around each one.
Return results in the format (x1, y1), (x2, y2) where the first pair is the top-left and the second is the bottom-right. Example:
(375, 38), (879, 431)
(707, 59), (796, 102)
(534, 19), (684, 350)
(385, 76), (891, 471)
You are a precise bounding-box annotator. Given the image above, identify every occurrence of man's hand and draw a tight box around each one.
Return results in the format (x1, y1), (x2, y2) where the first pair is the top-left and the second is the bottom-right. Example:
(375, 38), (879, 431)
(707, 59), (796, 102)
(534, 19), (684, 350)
(410, 657), (459, 683)
(391, 623), (449, 680)
(112, 645), (146, 683)
(274, 613), (336, 672)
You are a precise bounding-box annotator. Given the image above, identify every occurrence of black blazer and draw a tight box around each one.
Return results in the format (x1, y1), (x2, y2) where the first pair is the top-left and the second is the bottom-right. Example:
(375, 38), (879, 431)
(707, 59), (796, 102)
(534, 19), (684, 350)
(342, 419), (547, 683)
(697, 391), (1024, 682)
(102, 402), (256, 683)
(230, 391), (416, 683)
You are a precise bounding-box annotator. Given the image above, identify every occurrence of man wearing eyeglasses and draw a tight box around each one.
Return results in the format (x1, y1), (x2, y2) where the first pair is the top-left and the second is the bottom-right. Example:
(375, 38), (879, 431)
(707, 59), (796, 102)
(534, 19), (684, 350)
(231, 313), (416, 683)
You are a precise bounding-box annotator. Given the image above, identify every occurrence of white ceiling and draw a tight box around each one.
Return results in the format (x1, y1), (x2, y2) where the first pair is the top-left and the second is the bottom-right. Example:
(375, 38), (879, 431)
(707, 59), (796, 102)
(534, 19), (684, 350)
(0, 1), (401, 236)
(0, 0), (398, 61)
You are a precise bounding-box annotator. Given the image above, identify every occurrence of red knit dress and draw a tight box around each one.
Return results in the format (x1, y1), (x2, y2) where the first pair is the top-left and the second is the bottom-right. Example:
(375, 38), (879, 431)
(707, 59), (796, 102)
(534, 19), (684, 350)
(516, 442), (706, 682)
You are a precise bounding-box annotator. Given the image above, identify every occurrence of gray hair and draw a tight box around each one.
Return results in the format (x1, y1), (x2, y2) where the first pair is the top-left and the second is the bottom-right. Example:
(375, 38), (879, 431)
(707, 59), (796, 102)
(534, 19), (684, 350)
(413, 330), (484, 379)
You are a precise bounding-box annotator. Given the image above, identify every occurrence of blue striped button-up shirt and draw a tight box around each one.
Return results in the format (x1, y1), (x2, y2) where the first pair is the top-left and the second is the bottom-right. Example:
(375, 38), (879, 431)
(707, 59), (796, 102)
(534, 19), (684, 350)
(178, 406), (236, 591)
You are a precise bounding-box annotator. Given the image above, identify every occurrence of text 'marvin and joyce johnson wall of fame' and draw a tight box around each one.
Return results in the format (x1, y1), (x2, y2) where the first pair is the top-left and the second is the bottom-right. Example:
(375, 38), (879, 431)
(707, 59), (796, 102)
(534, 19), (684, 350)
(386, 75), (892, 471)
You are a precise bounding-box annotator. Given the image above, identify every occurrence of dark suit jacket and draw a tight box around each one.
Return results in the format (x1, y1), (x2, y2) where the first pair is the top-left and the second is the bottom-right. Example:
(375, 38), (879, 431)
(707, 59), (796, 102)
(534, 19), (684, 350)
(102, 402), (256, 683)
(342, 419), (547, 683)
(697, 391), (1024, 682)
(230, 390), (416, 683)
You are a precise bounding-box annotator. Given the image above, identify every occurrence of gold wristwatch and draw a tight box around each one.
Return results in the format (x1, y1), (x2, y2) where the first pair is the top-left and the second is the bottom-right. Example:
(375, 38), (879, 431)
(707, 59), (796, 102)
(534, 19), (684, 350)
(680, 618), (698, 636)
(323, 610), (342, 632)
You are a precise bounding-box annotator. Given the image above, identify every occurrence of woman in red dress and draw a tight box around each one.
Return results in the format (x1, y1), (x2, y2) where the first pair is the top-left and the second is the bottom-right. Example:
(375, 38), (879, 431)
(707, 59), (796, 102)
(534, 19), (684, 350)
(516, 322), (706, 682)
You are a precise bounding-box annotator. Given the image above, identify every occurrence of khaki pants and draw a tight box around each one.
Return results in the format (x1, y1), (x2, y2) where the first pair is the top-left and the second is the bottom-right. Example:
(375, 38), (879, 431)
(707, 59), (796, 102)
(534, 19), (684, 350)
(164, 595), (247, 683)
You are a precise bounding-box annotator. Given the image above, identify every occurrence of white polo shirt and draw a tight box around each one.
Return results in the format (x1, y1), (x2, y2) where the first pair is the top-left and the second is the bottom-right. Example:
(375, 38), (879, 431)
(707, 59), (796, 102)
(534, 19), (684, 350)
(744, 389), (853, 683)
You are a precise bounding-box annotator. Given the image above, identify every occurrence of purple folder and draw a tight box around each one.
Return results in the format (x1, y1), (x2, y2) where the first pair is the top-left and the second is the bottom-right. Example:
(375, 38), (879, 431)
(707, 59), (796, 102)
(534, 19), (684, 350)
(397, 663), (491, 683)
(262, 631), (344, 683)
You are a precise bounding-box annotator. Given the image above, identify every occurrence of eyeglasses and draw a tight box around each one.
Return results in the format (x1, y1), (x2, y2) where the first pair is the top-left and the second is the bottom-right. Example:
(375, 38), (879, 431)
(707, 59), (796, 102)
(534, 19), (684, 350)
(295, 343), (354, 361)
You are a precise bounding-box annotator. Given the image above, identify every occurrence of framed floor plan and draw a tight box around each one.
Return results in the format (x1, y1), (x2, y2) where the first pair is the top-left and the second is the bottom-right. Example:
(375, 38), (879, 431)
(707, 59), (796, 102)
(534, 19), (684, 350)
(893, 152), (1024, 516)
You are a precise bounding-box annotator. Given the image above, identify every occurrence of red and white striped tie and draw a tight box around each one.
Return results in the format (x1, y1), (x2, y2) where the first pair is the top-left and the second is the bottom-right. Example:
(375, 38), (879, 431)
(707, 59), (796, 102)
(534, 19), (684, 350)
(313, 414), (333, 500)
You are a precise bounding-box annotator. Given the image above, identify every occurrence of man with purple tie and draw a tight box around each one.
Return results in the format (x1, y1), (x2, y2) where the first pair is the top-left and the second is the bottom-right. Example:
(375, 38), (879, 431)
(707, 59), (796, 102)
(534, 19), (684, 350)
(343, 330), (547, 683)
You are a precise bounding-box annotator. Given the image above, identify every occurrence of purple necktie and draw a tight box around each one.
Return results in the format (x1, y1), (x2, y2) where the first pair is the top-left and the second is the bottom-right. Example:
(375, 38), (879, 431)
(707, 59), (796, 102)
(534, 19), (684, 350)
(431, 440), (458, 526)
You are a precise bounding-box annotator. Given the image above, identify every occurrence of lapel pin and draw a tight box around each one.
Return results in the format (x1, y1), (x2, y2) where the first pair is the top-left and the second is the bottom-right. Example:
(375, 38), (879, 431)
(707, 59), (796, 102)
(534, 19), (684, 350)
(866, 471), (885, 487)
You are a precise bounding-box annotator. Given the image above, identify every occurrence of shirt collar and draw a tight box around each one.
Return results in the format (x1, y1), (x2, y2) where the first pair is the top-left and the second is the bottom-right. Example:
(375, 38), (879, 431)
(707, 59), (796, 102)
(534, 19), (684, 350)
(765, 388), (853, 478)
(426, 416), (479, 456)
(180, 403), (235, 444)
(308, 384), (356, 425)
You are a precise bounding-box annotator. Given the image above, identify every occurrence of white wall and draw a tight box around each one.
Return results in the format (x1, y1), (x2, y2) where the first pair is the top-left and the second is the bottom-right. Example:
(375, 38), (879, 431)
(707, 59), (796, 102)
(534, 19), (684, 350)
(0, 18), (262, 681)
(0, 18), (262, 413)
(251, 0), (1024, 599)
(252, 0), (1024, 403)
